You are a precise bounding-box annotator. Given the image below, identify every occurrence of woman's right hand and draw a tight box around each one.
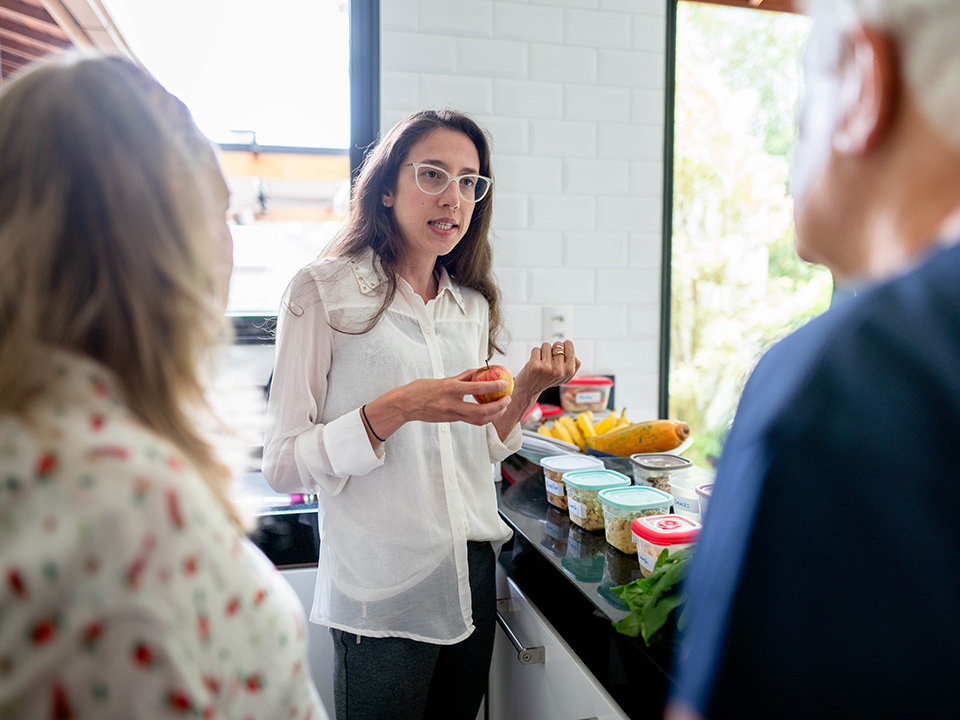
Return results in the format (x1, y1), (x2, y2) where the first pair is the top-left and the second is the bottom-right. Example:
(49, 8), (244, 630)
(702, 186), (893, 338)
(360, 370), (511, 445)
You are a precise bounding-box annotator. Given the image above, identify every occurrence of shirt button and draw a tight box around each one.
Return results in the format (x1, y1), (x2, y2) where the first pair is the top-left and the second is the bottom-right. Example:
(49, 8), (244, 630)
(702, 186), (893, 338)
(423, 326), (433, 334)
(440, 423), (449, 433)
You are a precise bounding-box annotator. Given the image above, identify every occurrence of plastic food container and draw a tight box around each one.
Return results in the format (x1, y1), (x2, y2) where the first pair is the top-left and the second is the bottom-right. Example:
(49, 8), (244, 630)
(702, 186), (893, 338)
(630, 453), (693, 493)
(563, 469), (631, 531)
(539, 454), (604, 510)
(696, 483), (714, 519)
(597, 486), (674, 554)
(559, 376), (614, 413)
(631, 514), (702, 576)
(561, 524), (607, 582)
(668, 472), (701, 521)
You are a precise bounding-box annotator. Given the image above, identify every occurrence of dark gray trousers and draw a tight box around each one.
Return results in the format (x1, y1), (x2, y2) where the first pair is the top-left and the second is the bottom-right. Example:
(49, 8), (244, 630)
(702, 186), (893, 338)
(330, 541), (496, 720)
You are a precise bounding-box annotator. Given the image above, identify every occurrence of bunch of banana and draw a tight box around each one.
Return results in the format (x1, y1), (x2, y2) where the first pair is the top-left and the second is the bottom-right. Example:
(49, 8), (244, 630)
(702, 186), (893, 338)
(537, 409), (632, 451)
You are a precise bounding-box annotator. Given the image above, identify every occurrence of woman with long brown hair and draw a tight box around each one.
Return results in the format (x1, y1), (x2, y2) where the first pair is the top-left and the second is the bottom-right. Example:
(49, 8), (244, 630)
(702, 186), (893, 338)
(264, 109), (579, 719)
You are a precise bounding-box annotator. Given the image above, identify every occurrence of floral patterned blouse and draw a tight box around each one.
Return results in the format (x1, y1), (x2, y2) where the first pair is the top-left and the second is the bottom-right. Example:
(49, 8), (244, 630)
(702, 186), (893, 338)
(0, 351), (328, 719)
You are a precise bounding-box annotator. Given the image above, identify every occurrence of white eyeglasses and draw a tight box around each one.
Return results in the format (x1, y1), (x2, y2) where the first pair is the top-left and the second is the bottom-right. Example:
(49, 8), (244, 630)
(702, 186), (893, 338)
(404, 163), (492, 203)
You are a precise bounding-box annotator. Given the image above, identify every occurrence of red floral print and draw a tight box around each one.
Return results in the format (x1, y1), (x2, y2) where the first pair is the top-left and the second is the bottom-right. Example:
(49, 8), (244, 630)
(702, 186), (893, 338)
(197, 615), (210, 642)
(6, 567), (27, 598)
(51, 683), (74, 720)
(133, 642), (154, 668)
(226, 596), (241, 617)
(166, 691), (193, 712)
(30, 615), (58, 645)
(36, 453), (58, 478)
(80, 621), (105, 651)
(166, 489), (184, 529)
(89, 446), (130, 461)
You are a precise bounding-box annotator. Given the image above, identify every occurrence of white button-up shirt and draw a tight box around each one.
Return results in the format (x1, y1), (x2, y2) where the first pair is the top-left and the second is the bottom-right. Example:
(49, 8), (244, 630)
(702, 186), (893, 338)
(263, 249), (519, 643)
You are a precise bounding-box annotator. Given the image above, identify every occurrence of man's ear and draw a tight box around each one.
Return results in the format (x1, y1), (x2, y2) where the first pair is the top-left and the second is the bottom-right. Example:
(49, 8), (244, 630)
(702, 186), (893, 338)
(832, 26), (899, 155)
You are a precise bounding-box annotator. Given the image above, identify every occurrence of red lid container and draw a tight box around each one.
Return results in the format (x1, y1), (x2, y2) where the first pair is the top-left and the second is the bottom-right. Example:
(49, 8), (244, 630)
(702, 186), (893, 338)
(631, 514), (701, 545)
(565, 376), (614, 386)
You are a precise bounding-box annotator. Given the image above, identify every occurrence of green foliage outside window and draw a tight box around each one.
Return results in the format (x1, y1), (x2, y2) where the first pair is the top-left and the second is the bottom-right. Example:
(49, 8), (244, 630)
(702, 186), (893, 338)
(669, 3), (833, 468)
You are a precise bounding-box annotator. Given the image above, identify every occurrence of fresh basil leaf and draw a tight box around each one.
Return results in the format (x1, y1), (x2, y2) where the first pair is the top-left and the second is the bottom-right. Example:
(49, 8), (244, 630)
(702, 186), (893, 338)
(612, 612), (644, 638)
(641, 593), (686, 644)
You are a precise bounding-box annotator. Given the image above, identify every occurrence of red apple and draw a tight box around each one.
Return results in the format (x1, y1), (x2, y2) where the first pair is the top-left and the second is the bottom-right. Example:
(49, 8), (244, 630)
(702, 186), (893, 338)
(472, 364), (514, 404)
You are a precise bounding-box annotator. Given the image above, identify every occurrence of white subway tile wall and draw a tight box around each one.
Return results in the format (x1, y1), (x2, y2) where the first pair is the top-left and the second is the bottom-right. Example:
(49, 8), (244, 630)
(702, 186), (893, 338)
(381, 0), (668, 415)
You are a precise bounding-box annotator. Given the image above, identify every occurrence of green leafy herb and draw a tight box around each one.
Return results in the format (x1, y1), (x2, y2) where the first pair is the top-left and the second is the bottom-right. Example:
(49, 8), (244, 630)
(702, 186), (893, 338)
(610, 546), (694, 646)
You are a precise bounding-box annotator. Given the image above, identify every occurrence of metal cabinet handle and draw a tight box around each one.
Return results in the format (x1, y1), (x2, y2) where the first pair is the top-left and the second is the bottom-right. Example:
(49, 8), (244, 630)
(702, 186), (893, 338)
(495, 598), (545, 665)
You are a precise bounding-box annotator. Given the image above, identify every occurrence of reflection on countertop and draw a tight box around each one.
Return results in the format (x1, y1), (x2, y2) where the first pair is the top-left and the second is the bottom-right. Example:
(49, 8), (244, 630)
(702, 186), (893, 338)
(497, 452), (674, 719)
(498, 454), (647, 621)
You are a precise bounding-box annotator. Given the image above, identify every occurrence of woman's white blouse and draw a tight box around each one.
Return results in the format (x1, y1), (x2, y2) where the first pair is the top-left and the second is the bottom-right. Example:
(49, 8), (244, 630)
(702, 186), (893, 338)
(263, 250), (520, 644)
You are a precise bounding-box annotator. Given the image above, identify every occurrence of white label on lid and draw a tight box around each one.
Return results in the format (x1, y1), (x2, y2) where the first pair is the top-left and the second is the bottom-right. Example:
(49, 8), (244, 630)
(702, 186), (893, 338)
(544, 478), (565, 496)
(568, 499), (587, 519)
(574, 390), (602, 404)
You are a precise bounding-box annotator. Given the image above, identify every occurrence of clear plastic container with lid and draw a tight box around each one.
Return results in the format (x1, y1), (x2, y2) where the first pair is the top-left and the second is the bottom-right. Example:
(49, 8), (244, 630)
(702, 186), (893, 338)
(597, 486), (674, 554)
(539, 454), (604, 510)
(630, 453), (693, 493)
(631, 514), (702, 576)
(559, 376), (614, 413)
(695, 483), (714, 519)
(562, 468), (631, 531)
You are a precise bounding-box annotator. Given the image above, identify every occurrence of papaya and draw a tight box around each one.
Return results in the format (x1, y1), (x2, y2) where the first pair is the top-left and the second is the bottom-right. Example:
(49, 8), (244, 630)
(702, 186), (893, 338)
(584, 419), (690, 457)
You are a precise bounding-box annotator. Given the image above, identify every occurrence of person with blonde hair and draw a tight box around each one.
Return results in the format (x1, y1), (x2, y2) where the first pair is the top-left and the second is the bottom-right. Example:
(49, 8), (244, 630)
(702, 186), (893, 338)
(264, 109), (580, 719)
(0, 55), (328, 719)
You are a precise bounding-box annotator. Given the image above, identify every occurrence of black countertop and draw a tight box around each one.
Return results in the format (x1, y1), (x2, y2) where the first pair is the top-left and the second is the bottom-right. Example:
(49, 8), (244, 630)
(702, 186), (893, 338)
(496, 452), (676, 720)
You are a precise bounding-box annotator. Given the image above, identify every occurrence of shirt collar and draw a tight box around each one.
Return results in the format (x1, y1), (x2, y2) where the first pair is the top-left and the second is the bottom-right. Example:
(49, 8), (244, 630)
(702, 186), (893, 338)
(349, 248), (466, 314)
(435, 264), (466, 313)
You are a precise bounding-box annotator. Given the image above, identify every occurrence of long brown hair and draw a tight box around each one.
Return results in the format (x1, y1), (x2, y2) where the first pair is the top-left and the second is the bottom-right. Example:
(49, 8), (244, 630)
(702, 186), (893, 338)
(323, 109), (505, 358)
(0, 55), (239, 523)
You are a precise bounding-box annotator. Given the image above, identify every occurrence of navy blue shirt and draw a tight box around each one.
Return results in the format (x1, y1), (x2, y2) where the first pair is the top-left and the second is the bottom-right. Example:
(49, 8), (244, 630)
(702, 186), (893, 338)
(673, 241), (960, 718)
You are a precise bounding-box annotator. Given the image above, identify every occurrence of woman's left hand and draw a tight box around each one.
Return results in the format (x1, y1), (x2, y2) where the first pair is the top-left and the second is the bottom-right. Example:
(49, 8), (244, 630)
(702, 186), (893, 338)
(493, 339), (580, 440)
(517, 339), (580, 399)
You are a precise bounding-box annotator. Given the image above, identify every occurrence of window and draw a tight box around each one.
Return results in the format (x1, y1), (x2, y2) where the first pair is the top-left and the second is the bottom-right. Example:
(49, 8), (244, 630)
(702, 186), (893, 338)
(100, 1), (379, 480)
(102, 0), (379, 317)
(666, 1), (832, 467)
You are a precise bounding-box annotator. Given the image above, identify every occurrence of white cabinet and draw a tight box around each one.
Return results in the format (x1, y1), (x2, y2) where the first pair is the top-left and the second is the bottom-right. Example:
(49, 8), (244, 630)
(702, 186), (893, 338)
(488, 565), (630, 720)
(280, 566), (336, 715)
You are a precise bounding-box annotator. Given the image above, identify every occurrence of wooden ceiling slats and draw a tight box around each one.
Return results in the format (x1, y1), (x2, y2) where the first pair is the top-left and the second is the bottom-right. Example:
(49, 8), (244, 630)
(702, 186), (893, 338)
(0, 33), (48, 61)
(0, 0), (58, 27)
(0, 17), (69, 50)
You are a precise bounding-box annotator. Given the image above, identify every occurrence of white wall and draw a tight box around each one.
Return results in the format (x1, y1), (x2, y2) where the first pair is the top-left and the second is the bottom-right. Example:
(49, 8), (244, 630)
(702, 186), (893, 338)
(381, 0), (669, 419)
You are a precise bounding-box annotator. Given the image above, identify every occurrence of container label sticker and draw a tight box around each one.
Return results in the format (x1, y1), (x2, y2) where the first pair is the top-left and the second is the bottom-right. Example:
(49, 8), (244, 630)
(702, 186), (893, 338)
(544, 478), (565, 496)
(568, 499), (586, 519)
(574, 390), (602, 404)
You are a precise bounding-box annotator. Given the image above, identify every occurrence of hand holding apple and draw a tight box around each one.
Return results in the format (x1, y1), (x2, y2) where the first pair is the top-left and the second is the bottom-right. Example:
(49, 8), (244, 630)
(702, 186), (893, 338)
(471, 364), (514, 404)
